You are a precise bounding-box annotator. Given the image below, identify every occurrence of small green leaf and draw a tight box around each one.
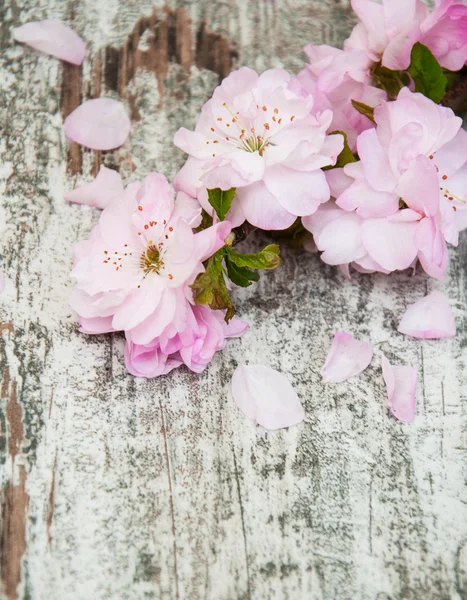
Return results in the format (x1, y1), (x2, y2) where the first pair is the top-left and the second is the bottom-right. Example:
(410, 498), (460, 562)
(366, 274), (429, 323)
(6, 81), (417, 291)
(194, 209), (213, 233)
(225, 257), (259, 288)
(225, 244), (281, 270)
(372, 64), (410, 99)
(351, 99), (376, 123)
(326, 131), (357, 169)
(190, 251), (235, 322)
(408, 42), (447, 103)
(207, 188), (236, 221)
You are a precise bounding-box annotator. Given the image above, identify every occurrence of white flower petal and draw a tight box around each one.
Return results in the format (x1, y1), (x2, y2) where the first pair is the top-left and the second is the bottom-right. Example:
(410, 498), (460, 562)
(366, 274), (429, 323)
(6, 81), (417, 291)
(381, 356), (417, 423)
(231, 364), (305, 430)
(64, 98), (131, 150)
(398, 290), (456, 339)
(64, 165), (124, 209)
(321, 331), (373, 383)
(13, 19), (86, 65)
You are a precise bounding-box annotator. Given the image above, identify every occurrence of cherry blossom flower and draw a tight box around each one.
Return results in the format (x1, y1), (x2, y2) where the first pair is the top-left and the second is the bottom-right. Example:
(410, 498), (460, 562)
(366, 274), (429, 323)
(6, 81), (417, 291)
(125, 306), (248, 377)
(231, 364), (305, 430)
(346, 0), (467, 71)
(321, 331), (373, 383)
(398, 290), (456, 339)
(298, 45), (387, 150)
(174, 67), (343, 230)
(70, 172), (231, 341)
(305, 89), (467, 279)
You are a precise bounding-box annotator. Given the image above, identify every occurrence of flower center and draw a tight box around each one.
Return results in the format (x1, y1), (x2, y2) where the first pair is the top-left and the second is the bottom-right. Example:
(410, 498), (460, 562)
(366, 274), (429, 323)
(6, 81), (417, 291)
(141, 243), (164, 274)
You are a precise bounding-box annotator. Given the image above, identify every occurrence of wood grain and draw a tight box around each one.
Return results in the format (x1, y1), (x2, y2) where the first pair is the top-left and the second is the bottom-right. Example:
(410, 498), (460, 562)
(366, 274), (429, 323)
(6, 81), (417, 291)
(0, 1), (466, 599)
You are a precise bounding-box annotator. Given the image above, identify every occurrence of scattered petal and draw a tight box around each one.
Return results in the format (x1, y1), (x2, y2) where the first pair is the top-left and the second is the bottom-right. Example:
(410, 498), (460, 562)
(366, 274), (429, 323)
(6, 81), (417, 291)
(64, 98), (131, 150)
(13, 20), (86, 65)
(321, 330), (373, 383)
(231, 364), (305, 430)
(398, 290), (456, 339)
(64, 165), (124, 209)
(381, 356), (417, 423)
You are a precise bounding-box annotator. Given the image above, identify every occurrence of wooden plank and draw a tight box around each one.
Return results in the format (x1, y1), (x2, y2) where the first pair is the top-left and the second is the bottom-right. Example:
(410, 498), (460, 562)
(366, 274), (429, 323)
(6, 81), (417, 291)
(0, 1), (466, 599)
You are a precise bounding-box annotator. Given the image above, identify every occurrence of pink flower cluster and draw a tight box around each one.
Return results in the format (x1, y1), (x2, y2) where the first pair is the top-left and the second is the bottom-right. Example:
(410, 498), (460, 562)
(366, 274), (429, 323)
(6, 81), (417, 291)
(346, 0), (467, 71)
(304, 88), (467, 279)
(70, 172), (247, 377)
(174, 67), (344, 230)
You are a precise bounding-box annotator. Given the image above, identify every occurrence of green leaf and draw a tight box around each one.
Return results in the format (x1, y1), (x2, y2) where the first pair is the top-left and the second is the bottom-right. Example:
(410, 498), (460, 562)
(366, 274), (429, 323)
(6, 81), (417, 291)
(326, 131), (357, 169)
(190, 251), (235, 322)
(225, 257), (259, 288)
(194, 209), (213, 233)
(408, 42), (447, 103)
(351, 99), (376, 123)
(207, 188), (236, 221)
(225, 244), (281, 270)
(372, 64), (411, 99)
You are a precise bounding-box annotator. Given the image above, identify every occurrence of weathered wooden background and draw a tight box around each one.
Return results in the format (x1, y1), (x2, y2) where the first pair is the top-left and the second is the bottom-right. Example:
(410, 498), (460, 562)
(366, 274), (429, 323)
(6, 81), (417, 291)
(0, 0), (466, 599)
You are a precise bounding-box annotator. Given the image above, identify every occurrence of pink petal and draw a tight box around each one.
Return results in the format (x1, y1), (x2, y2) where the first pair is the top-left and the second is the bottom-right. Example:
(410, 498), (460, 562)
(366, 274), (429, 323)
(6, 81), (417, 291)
(13, 19), (86, 65)
(398, 290), (456, 339)
(381, 356), (417, 423)
(64, 98), (131, 150)
(64, 165), (124, 209)
(321, 331), (373, 383)
(194, 221), (232, 263)
(396, 155), (439, 216)
(231, 364), (305, 430)
(361, 218), (418, 271)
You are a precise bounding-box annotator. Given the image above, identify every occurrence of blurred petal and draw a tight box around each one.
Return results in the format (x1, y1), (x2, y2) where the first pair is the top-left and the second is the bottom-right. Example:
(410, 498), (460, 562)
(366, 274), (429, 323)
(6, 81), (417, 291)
(231, 364), (305, 430)
(321, 330), (373, 383)
(64, 165), (124, 209)
(64, 98), (131, 150)
(13, 19), (86, 65)
(382, 356), (417, 423)
(398, 290), (456, 339)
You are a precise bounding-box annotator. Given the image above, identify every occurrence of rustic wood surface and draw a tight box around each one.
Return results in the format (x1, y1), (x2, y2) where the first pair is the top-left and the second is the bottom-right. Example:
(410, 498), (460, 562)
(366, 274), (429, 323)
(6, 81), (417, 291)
(0, 1), (466, 599)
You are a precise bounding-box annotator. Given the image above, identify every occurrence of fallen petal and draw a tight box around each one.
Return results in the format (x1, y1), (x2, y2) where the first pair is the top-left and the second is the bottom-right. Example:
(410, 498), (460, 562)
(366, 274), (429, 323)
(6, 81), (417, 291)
(13, 20), (86, 65)
(381, 356), (417, 423)
(398, 290), (456, 339)
(64, 98), (131, 150)
(64, 165), (124, 209)
(321, 331), (373, 383)
(231, 364), (305, 430)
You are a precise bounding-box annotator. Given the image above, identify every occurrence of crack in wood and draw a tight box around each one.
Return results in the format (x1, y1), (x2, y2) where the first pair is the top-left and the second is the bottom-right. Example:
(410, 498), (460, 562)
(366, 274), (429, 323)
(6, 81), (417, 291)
(232, 447), (251, 600)
(159, 398), (180, 600)
(0, 368), (28, 600)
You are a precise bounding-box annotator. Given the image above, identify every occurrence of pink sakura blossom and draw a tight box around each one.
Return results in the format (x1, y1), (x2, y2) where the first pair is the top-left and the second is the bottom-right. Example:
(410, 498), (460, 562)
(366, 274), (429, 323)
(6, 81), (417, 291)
(320, 331), (373, 383)
(13, 20), (86, 66)
(65, 165), (124, 209)
(381, 356), (417, 423)
(64, 98), (131, 151)
(70, 172), (231, 342)
(231, 364), (305, 430)
(174, 67), (344, 230)
(346, 0), (467, 71)
(125, 306), (248, 377)
(298, 45), (387, 150)
(305, 89), (467, 279)
(398, 290), (456, 339)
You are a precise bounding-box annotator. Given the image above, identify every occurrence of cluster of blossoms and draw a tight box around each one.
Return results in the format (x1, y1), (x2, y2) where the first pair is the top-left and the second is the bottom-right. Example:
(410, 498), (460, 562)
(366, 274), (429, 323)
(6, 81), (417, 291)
(12, 0), (464, 421)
